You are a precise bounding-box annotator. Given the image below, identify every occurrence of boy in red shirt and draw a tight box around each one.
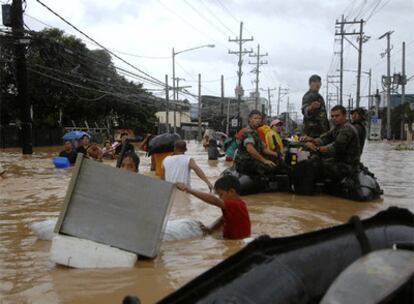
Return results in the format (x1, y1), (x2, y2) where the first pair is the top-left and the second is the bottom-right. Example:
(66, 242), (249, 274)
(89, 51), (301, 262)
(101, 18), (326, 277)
(176, 175), (251, 239)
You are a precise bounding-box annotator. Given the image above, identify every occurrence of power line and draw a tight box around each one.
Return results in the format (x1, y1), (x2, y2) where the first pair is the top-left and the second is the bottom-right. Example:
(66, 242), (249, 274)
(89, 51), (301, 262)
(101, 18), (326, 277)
(24, 13), (171, 60)
(24, 28), (165, 88)
(368, 39), (414, 70)
(27, 68), (141, 104)
(4, 29), (162, 99)
(199, 0), (236, 36)
(185, 75), (237, 83)
(29, 63), (151, 95)
(182, 0), (229, 39)
(213, 0), (255, 37)
(155, 0), (227, 49)
(365, 0), (385, 21)
(34, 0), (165, 87)
(175, 61), (217, 95)
(214, 0), (240, 25)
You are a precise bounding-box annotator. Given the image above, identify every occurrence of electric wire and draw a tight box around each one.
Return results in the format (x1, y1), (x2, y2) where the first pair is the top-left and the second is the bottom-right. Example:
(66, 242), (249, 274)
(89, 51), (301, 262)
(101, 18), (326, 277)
(34, 0), (165, 87)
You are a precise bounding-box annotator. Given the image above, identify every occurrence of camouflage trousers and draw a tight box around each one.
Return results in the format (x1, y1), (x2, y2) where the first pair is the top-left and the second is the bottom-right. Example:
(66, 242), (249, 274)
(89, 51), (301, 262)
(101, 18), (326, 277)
(321, 158), (356, 182)
(235, 155), (288, 180)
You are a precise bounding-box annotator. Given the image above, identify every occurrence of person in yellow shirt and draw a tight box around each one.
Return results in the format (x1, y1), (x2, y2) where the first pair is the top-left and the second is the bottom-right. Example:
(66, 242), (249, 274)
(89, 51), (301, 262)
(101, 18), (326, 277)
(265, 119), (284, 156)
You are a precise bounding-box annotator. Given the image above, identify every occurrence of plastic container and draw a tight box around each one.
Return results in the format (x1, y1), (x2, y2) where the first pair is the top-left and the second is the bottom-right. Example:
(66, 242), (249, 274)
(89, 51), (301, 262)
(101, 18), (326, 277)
(50, 234), (138, 268)
(53, 157), (70, 169)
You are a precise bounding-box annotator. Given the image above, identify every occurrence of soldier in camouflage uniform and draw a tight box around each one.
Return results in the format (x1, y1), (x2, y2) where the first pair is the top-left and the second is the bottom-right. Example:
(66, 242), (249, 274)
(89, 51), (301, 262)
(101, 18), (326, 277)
(351, 107), (367, 156)
(304, 105), (360, 182)
(235, 110), (281, 178)
(302, 75), (330, 138)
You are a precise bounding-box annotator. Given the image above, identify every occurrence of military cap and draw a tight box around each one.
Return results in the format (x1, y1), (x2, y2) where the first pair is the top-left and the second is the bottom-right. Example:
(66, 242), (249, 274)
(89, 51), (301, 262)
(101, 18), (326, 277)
(351, 107), (367, 120)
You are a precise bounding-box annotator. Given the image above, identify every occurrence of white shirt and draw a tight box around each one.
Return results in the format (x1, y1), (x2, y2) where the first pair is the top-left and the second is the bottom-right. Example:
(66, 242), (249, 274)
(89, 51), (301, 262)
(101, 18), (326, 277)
(162, 154), (192, 186)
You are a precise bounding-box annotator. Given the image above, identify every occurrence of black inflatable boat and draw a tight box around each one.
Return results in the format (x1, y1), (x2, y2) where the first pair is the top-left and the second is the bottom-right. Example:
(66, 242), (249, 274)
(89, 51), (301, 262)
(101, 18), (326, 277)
(156, 207), (414, 304)
(221, 167), (290, 195)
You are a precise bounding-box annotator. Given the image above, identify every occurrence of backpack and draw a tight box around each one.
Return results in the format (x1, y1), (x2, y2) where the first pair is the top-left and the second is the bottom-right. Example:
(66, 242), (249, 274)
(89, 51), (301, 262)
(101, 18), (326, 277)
(292, 157), (323, 195)
(337, 170), (382, 201)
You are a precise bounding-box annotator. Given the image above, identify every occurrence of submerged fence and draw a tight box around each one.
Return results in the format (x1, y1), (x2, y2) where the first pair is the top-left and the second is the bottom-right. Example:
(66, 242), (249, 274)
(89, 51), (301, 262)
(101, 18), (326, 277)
(0, 126), (111, 148)
(0, 126), (63, 148)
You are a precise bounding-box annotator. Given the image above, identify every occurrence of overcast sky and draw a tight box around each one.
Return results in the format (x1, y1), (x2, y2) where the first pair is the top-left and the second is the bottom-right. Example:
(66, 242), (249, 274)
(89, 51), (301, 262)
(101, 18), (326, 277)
(21, 0), (414, 116)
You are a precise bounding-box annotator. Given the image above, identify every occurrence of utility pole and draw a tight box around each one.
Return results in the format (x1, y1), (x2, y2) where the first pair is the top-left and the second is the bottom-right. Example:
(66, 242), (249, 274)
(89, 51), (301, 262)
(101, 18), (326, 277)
(0, 45), (2, 141)
(220, 74), (224, 116)
(173, 76), (187, 102)
(286, 97), (290, 135)
(368, 68), (372, 135)
(368, 69), (372, 106)
(165, 74), (170, 132)
(267, 88), (277, 117)
(277, 86), (289, 116)
(348, 94), (352, 119)
(198, 73), (202, 141)
(226, 96), (230, 135)
(356, 19), (364, 107)
(229, 21), (253, 123)
(401, 41), (406, 140)
(176, 77), (182, 132)
(248, 44), (268, 110)
(12, 0), (32, 154)
(401, 42), (406, 106)
(337, 15), (345, 105)
(172, 48), (176, 133)
(336, 17), (368, 107)
(375, 88), (380, 116)
(326, 74), (340, 111)
(340, 15), (344, 106)
(379, 31), (393, 139)
(173, 77), (191, 133)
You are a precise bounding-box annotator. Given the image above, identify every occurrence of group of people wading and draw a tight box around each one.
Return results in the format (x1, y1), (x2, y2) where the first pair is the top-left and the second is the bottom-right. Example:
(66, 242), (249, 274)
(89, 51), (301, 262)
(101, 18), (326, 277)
(232, 74), (368, 195)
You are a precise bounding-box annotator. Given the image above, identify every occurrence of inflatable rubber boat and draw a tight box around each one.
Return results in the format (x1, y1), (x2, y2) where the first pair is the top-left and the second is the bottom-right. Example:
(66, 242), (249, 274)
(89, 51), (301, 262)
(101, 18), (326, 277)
(292, 156), (383, 201)
(155, 207), (414, 304)
(221, 167), (290, 195)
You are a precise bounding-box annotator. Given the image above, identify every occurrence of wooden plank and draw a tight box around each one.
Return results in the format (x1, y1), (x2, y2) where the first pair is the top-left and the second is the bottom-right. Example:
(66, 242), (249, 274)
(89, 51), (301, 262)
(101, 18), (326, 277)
(56, 157), (176, 257)
(54, 153), (84, 233)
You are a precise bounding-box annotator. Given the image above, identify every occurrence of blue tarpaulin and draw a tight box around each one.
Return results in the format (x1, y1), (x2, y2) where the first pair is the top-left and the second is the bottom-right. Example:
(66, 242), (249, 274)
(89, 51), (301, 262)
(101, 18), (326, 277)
(62, 131), (90, 141)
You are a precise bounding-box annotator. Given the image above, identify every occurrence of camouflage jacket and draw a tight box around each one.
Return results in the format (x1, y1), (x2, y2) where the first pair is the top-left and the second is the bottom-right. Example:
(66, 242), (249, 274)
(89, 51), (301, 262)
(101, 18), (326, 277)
(352, 121), (366, 155)
(318, 122), (361, 167)
(302, 90), (330, 138)
(235, 126), (263, 162)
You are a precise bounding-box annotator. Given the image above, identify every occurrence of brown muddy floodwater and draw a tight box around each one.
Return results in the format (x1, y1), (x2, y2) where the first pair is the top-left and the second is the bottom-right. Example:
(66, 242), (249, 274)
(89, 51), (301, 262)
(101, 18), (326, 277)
(0, 141), (413, 303)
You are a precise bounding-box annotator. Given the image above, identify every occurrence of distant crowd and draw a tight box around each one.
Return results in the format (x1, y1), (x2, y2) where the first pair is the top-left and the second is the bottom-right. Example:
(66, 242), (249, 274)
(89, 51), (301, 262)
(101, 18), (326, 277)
(59, 132), (151, 165)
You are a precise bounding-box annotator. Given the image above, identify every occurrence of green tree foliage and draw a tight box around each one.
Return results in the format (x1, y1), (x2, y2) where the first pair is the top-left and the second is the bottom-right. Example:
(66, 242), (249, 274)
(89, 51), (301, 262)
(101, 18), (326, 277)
(0, 28), (158, 133)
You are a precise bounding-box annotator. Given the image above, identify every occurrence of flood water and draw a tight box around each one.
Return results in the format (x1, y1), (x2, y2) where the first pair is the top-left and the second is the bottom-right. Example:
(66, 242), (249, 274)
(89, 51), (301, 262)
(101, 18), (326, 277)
(0, 141), (413, 303)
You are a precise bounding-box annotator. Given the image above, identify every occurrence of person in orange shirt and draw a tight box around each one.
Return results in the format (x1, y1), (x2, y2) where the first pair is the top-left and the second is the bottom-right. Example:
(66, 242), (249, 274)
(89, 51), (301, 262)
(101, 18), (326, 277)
(257, 120), (271, 146)
(235, 127), (246, 141)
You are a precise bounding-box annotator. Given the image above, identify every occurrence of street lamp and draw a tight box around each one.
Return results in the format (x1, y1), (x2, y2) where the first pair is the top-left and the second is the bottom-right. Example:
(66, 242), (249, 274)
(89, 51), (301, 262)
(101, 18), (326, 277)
(172, 44), (215, 133)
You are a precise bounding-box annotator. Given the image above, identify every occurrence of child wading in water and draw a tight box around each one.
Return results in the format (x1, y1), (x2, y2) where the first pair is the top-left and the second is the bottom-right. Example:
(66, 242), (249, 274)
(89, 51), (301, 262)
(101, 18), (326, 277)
(121, 152), (140, 173)
(176, 175), (251, 240)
